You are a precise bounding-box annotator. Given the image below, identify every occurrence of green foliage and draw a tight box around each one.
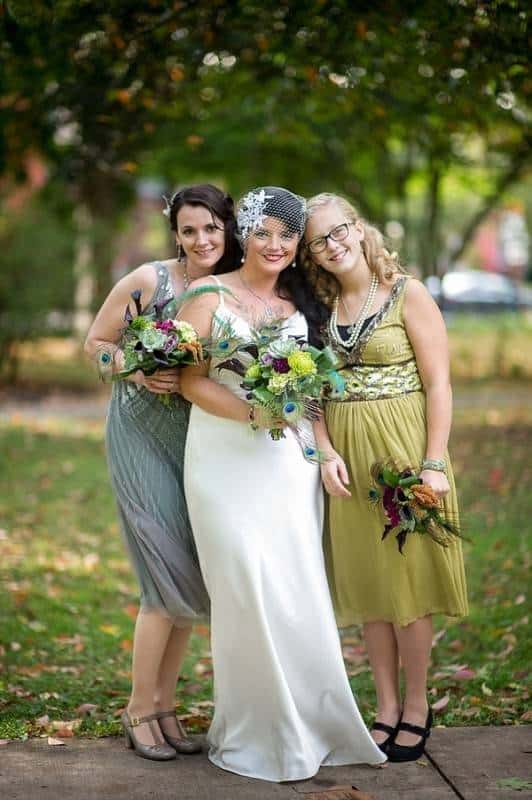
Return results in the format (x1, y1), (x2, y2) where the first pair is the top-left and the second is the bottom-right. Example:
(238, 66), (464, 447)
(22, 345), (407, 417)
(0, 394), (530, 739)
(0, 193), (76, 380)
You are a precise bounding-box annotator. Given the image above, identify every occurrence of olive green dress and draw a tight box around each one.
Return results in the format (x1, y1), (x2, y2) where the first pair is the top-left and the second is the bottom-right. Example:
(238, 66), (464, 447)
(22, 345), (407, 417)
(324, 276), (468, 628)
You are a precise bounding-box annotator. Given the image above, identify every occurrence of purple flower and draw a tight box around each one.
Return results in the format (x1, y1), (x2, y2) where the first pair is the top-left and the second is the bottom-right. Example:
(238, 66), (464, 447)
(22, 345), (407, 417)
(155, 320), (175, 333)
(272, 357), (290, 373)
(164, 334), (177, 352)
(260, 353), (273, 366)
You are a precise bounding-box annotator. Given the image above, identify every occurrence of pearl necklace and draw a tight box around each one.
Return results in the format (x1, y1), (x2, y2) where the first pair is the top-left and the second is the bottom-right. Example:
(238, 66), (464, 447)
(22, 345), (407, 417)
(329, 273), (379, 349)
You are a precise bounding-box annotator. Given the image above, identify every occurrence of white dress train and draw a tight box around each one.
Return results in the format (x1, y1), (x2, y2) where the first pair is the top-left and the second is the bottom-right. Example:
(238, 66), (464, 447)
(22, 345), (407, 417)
(184, 288), (386, 782)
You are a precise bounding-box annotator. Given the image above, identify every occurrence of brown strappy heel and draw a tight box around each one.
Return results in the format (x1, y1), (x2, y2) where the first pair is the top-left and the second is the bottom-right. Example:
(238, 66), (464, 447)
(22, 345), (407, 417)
(156, 710), (202, 754)
(121, 711), (176, 761)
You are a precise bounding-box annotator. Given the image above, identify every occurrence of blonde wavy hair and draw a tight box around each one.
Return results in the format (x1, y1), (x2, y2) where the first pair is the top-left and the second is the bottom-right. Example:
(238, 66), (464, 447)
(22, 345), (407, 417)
(301, 193), (406, 308)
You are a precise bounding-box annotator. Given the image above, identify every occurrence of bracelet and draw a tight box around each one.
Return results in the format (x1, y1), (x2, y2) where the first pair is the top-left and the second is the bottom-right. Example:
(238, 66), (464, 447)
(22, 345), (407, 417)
(248, 406), (259, 431)
(421, 458), (446, 473)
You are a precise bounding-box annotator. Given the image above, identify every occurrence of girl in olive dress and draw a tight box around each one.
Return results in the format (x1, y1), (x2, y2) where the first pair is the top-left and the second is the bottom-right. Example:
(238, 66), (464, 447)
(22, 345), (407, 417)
(300, 192), (467, 763)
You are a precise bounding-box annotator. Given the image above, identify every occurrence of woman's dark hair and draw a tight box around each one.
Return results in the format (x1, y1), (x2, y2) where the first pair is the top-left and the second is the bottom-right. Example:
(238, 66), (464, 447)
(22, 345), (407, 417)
(277, 259), (330, 347)
(168, 183), (242, 274)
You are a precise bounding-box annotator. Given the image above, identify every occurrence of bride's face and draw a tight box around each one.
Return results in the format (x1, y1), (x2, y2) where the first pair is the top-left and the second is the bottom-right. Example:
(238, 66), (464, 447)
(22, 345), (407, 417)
(244, 216), (299, 276)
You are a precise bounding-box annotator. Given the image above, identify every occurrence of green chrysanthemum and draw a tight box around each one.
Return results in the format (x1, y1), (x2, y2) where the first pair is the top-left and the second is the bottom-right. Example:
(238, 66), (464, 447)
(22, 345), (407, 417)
(287, 351), (317, 377)
(245, 363), (262, 379)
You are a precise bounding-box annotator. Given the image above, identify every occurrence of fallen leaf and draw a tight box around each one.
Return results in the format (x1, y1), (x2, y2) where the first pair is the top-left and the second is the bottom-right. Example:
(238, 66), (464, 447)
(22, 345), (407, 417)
(453, 668), (476, 680)
(99, 624), (119, 636)
(520, 710), (532, 722)
(47, 737), (65, 746)
(35, 715), (50, 727)
(431, 695), (450, 712)
(76, 703), (98, 716)
(120, 639), (133, 652)
(122, 604), (138, 621)
(54, 728), (74, 738)
(299, 788), (376, 799)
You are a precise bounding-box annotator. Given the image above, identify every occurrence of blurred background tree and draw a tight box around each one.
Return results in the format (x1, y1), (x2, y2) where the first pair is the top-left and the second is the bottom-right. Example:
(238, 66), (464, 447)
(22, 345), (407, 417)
(0, 0), (530, 377)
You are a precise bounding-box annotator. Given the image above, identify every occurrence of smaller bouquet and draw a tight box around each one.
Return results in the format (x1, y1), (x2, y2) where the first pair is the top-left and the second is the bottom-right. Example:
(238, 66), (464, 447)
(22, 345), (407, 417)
(113, 289), (203, 402)
(369, 459), (462, 554)
(212, 319), (345, 462)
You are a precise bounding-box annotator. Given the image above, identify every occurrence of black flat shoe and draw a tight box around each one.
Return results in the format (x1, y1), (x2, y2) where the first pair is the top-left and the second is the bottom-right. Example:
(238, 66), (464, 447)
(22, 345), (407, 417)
(371, 718), (401, 755)
(387, 708), (433, 763)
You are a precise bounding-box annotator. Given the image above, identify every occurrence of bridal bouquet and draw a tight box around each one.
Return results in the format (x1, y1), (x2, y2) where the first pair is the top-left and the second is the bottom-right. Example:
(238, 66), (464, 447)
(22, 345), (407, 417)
(211, 319), (345, 462)
(107, 289), (203, 403)
(369, 459), (462, 554)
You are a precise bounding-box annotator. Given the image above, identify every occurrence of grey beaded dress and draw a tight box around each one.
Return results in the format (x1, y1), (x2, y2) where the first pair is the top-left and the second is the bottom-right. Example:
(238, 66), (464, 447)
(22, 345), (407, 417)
(105, 262), (209, 625)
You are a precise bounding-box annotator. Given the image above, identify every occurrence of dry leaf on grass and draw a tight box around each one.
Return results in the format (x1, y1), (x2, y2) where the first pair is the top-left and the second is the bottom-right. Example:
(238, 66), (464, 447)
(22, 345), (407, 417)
(431, 694), (450, 712)
(76, 703), (98, 716)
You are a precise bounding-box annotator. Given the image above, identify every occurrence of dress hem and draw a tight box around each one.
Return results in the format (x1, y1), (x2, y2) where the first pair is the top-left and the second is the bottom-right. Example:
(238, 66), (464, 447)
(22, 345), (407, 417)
(208, 751), (386, 783)
(336, 607), (468, 629)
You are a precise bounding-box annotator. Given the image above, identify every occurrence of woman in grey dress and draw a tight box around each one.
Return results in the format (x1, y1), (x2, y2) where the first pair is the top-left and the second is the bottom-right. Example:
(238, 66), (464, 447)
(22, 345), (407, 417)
(85, 184), (241, 761)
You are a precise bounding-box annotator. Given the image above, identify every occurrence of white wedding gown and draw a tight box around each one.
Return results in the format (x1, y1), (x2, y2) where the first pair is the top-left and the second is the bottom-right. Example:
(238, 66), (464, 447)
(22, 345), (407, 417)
(184, 289), (386, 782)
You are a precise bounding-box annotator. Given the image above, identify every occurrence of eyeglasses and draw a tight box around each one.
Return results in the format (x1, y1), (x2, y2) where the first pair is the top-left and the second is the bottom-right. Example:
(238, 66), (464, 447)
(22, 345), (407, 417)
(305, 222), (356, 254)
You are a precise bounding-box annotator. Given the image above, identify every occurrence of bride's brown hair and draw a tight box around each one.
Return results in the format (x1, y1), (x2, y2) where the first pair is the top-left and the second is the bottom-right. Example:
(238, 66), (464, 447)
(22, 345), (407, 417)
(301, 193), (406, 309)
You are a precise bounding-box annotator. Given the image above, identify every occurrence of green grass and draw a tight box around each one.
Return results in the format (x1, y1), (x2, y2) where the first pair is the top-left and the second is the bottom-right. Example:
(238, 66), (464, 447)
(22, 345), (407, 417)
(0, 401), (530, 741)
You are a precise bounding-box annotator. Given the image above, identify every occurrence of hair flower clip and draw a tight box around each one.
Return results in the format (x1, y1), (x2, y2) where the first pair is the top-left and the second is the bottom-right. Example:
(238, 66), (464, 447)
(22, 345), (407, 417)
(162, 195), (171, 218)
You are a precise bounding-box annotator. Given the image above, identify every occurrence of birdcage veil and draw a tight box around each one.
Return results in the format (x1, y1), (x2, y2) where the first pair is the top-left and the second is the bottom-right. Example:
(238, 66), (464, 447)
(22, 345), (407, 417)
(236, 186), (306, 243)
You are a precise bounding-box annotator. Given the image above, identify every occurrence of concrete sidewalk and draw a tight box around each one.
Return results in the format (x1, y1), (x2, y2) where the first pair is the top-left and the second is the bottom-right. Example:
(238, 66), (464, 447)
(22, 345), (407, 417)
(1, 727), (531, 800)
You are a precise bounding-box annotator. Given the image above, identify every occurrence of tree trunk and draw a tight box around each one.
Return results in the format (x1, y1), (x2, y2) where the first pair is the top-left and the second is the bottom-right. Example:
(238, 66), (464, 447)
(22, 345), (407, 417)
(448, 143), (531, 266)
(419, 161), (442, 278)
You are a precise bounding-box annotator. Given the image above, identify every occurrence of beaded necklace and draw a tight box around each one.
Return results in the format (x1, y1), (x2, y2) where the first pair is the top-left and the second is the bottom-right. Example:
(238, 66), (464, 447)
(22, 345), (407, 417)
(328, 273), (379, 349)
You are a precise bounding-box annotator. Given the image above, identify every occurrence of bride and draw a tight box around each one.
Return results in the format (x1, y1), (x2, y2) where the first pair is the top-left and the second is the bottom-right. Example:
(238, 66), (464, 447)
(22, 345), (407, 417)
(178, 186), (386, 782)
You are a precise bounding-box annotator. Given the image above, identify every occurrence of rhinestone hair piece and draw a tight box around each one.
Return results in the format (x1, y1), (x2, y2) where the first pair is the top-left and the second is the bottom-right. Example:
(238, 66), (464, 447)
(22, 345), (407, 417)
(236, 187), (307, 243)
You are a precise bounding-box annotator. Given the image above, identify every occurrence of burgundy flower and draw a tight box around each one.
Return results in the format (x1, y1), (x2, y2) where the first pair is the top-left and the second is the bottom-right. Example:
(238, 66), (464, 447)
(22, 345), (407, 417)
(382, 486), (401, 527)
(272, 357), (290, 373)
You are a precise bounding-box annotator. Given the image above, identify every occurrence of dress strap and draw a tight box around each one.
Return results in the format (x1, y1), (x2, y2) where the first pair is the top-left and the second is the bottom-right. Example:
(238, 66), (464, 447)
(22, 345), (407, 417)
(392, 275), (410, 323)
(209, 274), (226, 309)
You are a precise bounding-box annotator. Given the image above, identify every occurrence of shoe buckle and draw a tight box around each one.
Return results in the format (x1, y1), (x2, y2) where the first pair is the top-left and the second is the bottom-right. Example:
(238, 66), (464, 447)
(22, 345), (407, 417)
(130, 716), (140, 726)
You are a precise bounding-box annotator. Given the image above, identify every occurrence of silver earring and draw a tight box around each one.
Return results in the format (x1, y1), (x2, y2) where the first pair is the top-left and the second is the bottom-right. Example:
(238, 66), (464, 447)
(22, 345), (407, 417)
(176, 244), (185, 261)
(291, 260), (297, 268)
(241, 255), (245, 263)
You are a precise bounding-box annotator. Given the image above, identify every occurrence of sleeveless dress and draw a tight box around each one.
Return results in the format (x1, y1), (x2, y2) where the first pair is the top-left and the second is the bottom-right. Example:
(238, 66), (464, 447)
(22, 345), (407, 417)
(183, 282), (386, 782)
(324, 276), (468, 628)
(106, 262), (209, 625)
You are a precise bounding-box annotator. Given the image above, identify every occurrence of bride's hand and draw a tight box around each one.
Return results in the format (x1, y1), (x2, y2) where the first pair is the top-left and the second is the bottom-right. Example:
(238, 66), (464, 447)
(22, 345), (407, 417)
(131, 367), (181, 395)
(320, 451), (351, 497)
(253, 406), (287, 430)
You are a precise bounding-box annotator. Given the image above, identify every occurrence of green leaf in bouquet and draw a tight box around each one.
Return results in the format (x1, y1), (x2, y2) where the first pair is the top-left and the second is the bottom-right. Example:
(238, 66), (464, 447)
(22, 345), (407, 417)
(252, 386), (276, 405)
(398, 475), (420, 487)
(315, 345), (340, 371)
(382, 466), (400, 487)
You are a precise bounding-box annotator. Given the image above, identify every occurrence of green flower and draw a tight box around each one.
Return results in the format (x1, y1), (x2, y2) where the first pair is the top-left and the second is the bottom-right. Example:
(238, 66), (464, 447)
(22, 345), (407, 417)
(287, 351), (317, 377)
(245, 363), (262, 379)
(267, 373), (291, 394)
(174, 320), (198, 343)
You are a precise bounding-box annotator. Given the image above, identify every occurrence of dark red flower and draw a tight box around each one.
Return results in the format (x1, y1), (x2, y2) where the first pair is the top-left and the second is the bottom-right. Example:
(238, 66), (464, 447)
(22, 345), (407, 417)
(382, 486), (401, 527)
(272, 357), (290, 373)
